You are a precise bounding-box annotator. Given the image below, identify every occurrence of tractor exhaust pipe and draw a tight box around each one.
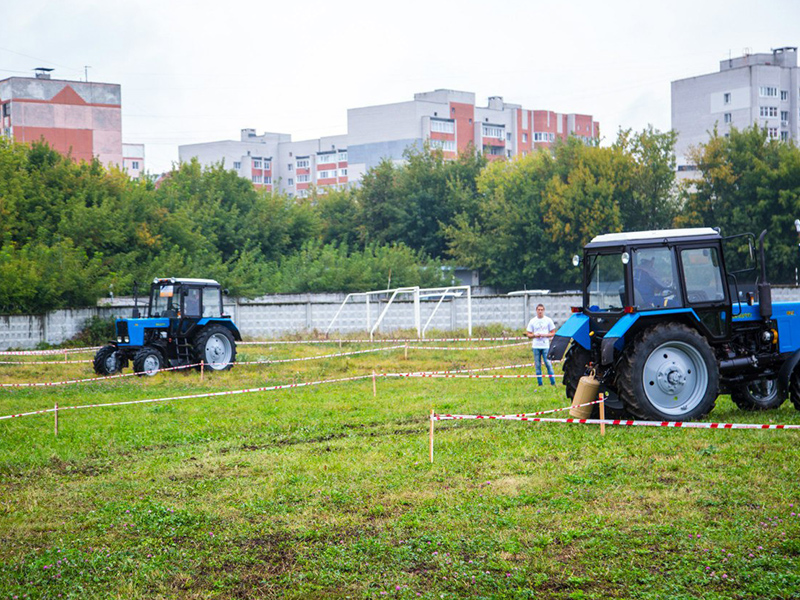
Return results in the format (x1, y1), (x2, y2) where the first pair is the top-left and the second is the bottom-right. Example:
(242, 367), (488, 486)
(758, 230), (772, 320)
(132, 280), (141, 318)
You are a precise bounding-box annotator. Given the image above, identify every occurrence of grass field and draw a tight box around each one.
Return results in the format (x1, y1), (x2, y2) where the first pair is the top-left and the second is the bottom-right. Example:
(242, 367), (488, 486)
(1, 335), (799, 599)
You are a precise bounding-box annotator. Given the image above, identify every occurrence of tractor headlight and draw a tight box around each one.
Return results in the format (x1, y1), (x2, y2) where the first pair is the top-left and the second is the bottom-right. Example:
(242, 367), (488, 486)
(117, 336), (123, 343)
(124, 336), (130, 343)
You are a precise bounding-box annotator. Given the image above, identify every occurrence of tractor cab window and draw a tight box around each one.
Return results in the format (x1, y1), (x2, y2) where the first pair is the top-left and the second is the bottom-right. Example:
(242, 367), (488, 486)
(202, 287), (222, 317)
(681, 248), (725, 303)
(586, 252), (625, 312)
(184, 287), (201, 317)
(151, 285), (176, 317)
(632, 247), (682, 309)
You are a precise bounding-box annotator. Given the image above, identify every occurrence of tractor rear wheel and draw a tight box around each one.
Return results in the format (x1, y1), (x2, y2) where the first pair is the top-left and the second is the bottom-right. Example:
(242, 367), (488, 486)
(616, 323), (718, 421)
(193, 325), (236, 371)
(730, 378), (784, 411)
(133, 346), (164, 377)
(93, 345), (121, 375)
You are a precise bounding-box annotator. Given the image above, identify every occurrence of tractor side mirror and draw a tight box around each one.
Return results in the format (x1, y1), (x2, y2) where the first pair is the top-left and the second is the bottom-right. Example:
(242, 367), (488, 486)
(132, 308), (141, 318)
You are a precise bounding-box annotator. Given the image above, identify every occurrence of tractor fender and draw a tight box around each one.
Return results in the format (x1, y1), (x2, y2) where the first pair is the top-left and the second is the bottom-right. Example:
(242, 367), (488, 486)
(600, 309), (701, 365)
(777, 350), (800, 401)
(197, 318), (242, 341)
(548, 313), (591, 361)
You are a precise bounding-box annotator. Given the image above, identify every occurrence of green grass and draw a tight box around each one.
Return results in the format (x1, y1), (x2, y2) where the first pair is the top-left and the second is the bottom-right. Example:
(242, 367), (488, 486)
(1, 340), (799, 599)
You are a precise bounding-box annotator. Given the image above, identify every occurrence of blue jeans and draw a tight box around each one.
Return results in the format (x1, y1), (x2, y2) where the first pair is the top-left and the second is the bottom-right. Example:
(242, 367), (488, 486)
(532, 348), (556, 385)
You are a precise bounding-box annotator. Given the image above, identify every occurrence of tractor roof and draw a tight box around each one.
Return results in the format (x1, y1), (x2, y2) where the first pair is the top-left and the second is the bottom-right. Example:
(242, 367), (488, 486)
(153, 278), (220, 286)
(586, 227), (720, 248)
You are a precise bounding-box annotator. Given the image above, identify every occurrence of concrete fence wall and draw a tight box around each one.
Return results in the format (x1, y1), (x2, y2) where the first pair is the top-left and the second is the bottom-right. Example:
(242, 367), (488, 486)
(4, 287), (800, 350)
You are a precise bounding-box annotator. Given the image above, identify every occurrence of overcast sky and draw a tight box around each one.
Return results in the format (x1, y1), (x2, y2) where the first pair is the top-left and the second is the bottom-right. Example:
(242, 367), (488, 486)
(1, 0), (799, 173)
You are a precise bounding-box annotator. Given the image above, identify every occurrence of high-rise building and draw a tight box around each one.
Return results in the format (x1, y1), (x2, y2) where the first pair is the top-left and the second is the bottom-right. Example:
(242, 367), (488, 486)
(672, 47), (799, 172)
(0, 69), (124, 167)
(179, 89), (599, 196)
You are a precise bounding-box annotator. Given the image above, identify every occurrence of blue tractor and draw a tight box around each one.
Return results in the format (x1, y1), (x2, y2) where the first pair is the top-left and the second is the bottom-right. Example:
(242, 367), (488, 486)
(93, 278), (241, 376)
(548, 227), (800, 421)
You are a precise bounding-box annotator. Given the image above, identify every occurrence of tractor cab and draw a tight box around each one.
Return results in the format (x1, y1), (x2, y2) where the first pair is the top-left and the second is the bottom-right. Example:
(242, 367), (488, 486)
(148, 278), (225, 321)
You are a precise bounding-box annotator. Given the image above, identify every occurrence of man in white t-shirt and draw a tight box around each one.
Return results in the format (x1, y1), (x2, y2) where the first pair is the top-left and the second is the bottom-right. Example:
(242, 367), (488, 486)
(526, 303), (556, 386)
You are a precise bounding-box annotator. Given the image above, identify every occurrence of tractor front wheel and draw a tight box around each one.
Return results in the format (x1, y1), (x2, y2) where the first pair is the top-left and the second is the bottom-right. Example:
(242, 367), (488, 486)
(562, 344), (592, 400)
(193, 325), (236, 371)
(616, 323), (718, 421)
(93, 345), (122, 375)
(730, 378), (784, 411)
(133, 346), (165, 377)
(789, 367), (800, 412)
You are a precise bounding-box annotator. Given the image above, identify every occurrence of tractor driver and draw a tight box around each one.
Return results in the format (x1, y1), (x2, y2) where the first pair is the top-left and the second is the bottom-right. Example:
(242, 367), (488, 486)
(633, 256), (665, 308)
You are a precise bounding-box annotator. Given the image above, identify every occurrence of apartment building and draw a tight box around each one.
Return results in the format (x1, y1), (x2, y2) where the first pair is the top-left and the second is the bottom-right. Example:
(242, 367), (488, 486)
(0, 69), (123, 167)
(179, 89), (599, 195)
(672, 46), (799, 171)
(123, 143), (145, 178)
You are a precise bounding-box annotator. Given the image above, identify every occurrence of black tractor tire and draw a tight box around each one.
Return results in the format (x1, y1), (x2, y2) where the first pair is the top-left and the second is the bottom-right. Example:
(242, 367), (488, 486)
(133, 346), (165, 377)
(562, 344), (592, 400)
(192, 325), (236, 371)
(730, 378), (784, 411)
(93, 345), (122, 375)
(616, 323), (718, 421)
(789, 367), (800, 412)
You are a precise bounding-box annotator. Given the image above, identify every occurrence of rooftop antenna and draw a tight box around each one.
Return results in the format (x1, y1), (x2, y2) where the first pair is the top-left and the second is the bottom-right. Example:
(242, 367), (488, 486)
(84, 65), (91, 82)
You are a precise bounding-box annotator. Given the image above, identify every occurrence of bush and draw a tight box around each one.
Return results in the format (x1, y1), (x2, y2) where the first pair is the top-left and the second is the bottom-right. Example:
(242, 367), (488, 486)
(67, 315), (116, 347)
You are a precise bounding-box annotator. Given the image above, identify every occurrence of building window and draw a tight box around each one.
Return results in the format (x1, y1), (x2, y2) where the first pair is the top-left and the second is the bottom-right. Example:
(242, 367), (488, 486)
(781, 111), (789, 123)
(252, 175), (262, 183)
(759, 86), (778, 98)
(781, 90), (789, 101)
(768, 128), (779, 139)
(760, 106), (778, 118)
(233, 161), (241, 169)
(288, 178), (294, 186)
(338, 151), (348, 162)
(723, 113), (732, 124)
(287, 164), (293, 171)
(318, 170), (335, 179)
(430, 139), (456, 152)
(522, 133), (528, 143)
(430, 119), (455, 134)
(723, 92), (731, 104)
(297, 174), (310, 183)
(340, 168), (348, 176)
(506, 132), (512, 142)
(253, 159), (262, 168)
(131, 161), (139, 170)
(317, 153), (335, 164)
(482, 125), (504, 139)
(533, 132), (555, 142)
(297, 189), (308, 198)
(264, 176), (272, 184)
(506, 149), (512, 158)
(781, 131), (789, 141)
(297, 159), (309, 169)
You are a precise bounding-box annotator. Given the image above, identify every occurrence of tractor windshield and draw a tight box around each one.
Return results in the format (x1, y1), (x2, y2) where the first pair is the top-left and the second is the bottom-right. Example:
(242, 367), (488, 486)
(586, 252), (625, 312)
(149, 284), (178, 317)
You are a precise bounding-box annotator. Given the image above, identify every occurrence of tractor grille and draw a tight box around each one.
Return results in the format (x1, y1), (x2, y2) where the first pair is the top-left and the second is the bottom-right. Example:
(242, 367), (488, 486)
(115, 320), (129, 343)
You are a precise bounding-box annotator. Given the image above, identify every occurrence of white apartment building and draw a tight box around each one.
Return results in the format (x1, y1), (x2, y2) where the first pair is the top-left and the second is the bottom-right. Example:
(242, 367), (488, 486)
(178, 90), (599, 196)
(672, 46), (799, 172)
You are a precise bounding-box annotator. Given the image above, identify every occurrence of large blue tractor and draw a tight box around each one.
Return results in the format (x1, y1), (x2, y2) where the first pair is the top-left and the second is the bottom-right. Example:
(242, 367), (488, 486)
(548, 228), (800, 421)
(93, 278), (240, 376)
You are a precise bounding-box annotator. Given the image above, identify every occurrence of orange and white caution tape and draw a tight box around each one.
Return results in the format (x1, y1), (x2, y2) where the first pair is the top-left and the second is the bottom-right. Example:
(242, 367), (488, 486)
(0, 373), (375, 421)
(433, 413), (800, 430)
(0, 362), (203, 388)
(239, 337), (527, 345)
(0, 346), (101, 356)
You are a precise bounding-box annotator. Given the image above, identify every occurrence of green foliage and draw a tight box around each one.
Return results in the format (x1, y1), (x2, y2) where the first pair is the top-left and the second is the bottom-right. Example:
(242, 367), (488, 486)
(678, 125), (800, 283)
(68, 315), (116, 347)
(5, 123), (799, 313)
